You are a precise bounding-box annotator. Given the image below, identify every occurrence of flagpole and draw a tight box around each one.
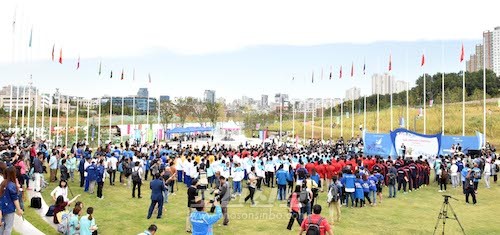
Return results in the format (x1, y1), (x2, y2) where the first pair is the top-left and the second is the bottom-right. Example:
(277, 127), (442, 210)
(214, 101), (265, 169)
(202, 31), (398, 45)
(157, 96), (161, 141)
(483, 37), (486, 144)
(86, 99), (90, 143)
(406, 51), (409, 130)
(133, 96), (136, 137)
(98, 98), (101, 146)
(56, 91), (61, 145)
(65, 97), (69, 147)
(363, 95), (367, 132)
(377, 92), (379, 133)
(9, 8), (15, 130)
(423, 70), (426, 134)
(321, 99), (324, 141)
(441, 43), (445, 134)
(15, 86), (20, 131)
(76, 98), (79, 143)
(303, 99), (306, 143)
(21, 85), (26, 133)
(27, 83), (31, 136)
(462, 57), (465, 136)
(340, 99), (343, 137)
(330, 98), (333, 139)
(109, 96), (113, 143)
(279, 93), (283, 143)
(292, 101), (295, 141)
(33, 89), (38, 139)
(351, 89), (354, 138)
(390, 73), (393, 131)
(41, 92), (45, 140)
(9, 85), (13, 130)
(311, 100), (315, 140)
(121, 96), (125, 143)
(48, 95), (53, 146)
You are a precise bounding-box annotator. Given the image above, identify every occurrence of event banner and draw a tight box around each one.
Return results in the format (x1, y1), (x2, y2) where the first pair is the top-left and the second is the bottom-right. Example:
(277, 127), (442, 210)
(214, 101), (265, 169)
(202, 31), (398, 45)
(439, 131), (483, 155)
(363, 131), (395, 157)
(390, 128), (441, 158)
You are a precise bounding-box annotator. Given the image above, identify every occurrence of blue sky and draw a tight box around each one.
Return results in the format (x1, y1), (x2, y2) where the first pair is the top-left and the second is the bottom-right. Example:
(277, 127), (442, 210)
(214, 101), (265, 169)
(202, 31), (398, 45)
(0, 39), (481, 101)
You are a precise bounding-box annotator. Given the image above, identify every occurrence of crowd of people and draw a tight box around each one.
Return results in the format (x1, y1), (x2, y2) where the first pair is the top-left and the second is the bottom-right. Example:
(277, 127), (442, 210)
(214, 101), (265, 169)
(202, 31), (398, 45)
(0, 130), (498, 234)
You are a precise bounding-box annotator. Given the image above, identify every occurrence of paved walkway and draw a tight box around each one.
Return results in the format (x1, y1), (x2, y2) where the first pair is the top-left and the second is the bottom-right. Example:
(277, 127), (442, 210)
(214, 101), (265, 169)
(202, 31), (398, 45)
(13, 181), (58, 234)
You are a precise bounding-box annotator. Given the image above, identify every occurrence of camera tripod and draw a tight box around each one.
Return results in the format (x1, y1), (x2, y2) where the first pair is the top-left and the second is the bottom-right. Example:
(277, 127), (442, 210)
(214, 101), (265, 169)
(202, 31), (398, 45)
(433, 195), (466, 235)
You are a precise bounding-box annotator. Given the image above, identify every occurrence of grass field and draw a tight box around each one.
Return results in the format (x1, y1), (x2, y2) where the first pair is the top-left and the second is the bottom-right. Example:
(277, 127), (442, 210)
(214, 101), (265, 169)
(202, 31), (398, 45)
(22, 172), (500, 235)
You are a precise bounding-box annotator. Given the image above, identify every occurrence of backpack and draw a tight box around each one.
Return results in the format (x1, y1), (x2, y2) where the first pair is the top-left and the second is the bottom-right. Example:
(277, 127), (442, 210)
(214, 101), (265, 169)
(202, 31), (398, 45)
(124, 165), (133, 178)
(299, 189), (310, 204)
(117, 161), (124, 173)
(297, 168), (306, 179)
(57, 212), (70, 234)
(131, 168), (141, 183)
(326, 184), (339, 203)
(305, 216), (323, 235)
(388, 173), (396, 185)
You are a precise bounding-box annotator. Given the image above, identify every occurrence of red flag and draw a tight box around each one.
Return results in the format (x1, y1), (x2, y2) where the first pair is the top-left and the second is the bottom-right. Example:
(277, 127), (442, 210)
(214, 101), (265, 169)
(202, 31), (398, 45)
(350, 62), (354, 77)
(76, 56), (80, 70)
(51, 44), (55, 61)
(339, 66), (343, 79)
(460, 43), (465, 62)
(121, 69), (124, 80)
(421, 53), (425, 67)
(388, 54), (392, 71)
(59, 48), (63, 64)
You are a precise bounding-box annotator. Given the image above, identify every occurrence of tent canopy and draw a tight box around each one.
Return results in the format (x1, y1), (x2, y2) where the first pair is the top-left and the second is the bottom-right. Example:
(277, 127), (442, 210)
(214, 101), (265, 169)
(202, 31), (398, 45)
(167, 126), (214, 134)
(222, 121), (240, 130)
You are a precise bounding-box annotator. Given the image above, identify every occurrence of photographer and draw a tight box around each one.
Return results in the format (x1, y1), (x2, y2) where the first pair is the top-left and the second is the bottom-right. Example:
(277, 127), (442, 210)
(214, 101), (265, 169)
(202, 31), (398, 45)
(190, 199), (222, 235)
(186, 179), (199, 233)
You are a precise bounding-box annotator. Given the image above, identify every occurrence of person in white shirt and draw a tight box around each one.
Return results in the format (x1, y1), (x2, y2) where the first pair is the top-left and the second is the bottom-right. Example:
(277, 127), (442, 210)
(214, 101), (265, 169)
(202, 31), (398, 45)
(107, 156), (118, 185)
(450, 161), (459, 188)
(484, 160), (491, 189)
(175, 157), (184, 183)
(50, 180), (69, 202)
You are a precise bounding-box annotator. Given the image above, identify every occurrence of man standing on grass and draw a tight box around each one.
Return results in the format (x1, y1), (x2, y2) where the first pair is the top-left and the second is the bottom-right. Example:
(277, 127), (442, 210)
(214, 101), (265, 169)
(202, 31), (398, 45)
(218, 176), (230, 226)
(96, 159), (105, 199)
(298, 204), (333, 235)
(148, 173), (166, 219)
(49, 150), (58, 182)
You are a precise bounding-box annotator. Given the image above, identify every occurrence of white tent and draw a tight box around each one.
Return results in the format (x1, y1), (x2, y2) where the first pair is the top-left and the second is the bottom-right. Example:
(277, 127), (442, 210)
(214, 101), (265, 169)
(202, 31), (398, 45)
(221, 120), (240, 130)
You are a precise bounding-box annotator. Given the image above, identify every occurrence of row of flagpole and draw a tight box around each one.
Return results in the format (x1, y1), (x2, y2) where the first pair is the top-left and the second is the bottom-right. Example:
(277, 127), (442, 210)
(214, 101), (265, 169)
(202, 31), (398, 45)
(284, 42), (489, 144)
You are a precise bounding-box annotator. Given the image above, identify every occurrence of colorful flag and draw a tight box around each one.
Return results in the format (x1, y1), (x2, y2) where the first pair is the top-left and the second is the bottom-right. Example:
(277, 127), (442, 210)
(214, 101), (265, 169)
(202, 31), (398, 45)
(51, 44), (55, 61)
(98, 61), (102, 75)
(429, 99), (434, 107)
(76, 56), (80, 70)
(121, 69), (124, 80)
(350, 62), (354, 77)
(339, 66), (343, 79)
(460, 43), (465, 62)
(421, 53), (425, 67)
(329, 66), (332, 80)
(388, 54), (392, 71)
(110, 70), (113, 79)
(59, 48), (63, 64)
(28, 27), (33, 47)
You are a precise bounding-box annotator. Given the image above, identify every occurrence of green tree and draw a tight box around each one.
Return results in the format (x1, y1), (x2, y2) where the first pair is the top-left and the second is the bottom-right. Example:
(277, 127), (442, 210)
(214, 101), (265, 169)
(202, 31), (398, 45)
(175, 97), (195, 127)
(160, 100), (176, 130)
(204, 102), (221, 127)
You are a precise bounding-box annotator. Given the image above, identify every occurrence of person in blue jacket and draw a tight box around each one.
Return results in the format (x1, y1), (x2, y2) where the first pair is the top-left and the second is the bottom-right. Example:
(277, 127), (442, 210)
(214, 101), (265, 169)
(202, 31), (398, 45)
(340, 168), (355, 208)
(79, 157), (86, 187)
(190, 199), (222, 235)
(461, 164), (471, 194)
(362, 174), (372, 206)
(354, 174), (365, 207)
(0, 167), (24, 235)
(368, 173), (378, 205)
(148, 173), (166, 219)
(275, 165), (288, 200)
(96, 159), (105, 199)
(86, 160), (98, 194)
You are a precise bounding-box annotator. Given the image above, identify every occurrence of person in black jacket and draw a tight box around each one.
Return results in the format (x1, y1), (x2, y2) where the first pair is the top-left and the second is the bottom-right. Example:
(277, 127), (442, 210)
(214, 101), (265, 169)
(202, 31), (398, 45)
(33, 152), (44, 192)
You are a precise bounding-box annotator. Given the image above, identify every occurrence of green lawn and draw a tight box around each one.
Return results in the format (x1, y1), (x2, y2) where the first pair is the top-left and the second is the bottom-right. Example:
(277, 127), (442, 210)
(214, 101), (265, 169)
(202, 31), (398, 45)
(21, 172), (500, 235)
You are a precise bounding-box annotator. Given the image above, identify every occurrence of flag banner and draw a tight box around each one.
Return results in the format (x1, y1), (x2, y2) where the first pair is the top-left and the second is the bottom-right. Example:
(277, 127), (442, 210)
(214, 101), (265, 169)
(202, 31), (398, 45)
(351, 62), (354, 77)
(292, 76), (294, 81)
(429, 99), (434, 107)
(256, 123), (260, 130)
(121, 69), (124, 80)
(29, 27), (33, 47)
(311, 71), (314, 83)
(98, 61), (102, 75)
(59, 48), (63, 64)
(110, 70), (113, 79)
(460, 44), (465, 62)
(329, 66), (332, 80)
(76, 56), (80, 70)
(339, 66), (342, 79)
(336, 116), (340, 124)
(363, 132), (395, 156)
(388, 54), (392, 71)
(363, 61), (366, 75)
(148, 73), (151, 83)
(321, 67), (324, 80)
(51, 44), (55, 61)
(421, 54), (425, 67)
(127, 124), (130, 134)
(391, 128), (441, 158)
(399, 117), (405, 127)
(133, 68), (136, 81)
(418, 108), (423, 116)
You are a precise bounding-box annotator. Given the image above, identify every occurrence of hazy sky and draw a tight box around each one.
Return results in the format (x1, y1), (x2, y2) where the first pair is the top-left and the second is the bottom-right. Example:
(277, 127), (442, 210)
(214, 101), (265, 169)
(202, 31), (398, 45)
(0, 0), (497, 101)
